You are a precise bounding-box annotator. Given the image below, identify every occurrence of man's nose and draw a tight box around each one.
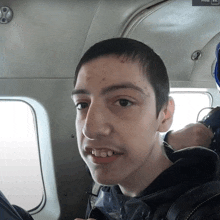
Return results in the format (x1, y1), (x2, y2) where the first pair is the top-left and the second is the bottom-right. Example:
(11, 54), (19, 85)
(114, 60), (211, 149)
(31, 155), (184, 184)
(82, 102), (112, 140)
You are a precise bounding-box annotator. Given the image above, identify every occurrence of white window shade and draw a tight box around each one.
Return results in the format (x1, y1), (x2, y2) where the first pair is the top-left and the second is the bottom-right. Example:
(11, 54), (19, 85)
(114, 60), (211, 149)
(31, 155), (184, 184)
(0, 101), (44, 211)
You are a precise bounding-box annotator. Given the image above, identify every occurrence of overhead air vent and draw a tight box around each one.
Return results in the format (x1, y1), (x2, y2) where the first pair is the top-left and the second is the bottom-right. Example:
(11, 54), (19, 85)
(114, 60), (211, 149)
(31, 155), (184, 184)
(191, 50), (202, 61)
(0, 6), (13, 24)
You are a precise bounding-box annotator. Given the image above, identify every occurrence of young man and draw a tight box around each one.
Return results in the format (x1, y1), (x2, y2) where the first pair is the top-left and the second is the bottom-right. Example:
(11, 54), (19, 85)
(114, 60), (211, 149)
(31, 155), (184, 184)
(73, 38), (220, 220)
(0, 38), (217, 220)
(0, 38), (217, 219)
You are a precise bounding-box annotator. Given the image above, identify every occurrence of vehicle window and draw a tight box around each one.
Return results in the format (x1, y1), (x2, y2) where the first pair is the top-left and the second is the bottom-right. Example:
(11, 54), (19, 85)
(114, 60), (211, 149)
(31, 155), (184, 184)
(170, 92), (212, 131)
(0, 101), (44, 211)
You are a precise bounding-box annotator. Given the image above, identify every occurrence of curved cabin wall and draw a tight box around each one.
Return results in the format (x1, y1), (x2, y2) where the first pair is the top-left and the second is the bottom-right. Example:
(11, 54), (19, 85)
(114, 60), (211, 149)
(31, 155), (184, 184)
(1, 0), (220, 219)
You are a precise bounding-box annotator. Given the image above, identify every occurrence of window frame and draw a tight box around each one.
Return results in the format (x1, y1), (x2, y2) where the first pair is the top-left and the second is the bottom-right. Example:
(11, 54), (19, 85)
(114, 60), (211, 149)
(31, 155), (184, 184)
(0, 97), (60, 217)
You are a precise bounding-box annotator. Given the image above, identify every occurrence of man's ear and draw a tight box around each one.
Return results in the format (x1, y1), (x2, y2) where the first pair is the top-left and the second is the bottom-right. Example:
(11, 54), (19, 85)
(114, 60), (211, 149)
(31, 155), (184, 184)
(158, 97), (175, 132)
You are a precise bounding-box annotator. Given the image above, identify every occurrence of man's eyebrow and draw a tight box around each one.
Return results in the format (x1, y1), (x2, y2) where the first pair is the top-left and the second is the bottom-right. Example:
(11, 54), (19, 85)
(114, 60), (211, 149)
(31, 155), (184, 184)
(100, 82), (146, 95)
(72, 82), (147, 97)
(72, 89), (90, 96)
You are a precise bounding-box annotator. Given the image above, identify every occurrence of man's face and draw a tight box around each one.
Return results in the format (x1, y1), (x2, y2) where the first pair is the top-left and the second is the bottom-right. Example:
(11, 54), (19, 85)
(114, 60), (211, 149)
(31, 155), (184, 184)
(72, 55), (164, 186)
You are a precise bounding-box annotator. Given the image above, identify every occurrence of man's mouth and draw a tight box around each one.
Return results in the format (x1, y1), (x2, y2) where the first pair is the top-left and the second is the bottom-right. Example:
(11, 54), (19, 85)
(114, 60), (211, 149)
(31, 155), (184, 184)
(91, 149), (122, 158)
(87, 148), (123, 164)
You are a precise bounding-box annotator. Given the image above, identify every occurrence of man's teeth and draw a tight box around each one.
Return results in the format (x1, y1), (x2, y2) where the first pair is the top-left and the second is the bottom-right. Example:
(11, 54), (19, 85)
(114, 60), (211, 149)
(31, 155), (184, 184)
(107, 151), (113, 157)
(91, 149), (115, 157)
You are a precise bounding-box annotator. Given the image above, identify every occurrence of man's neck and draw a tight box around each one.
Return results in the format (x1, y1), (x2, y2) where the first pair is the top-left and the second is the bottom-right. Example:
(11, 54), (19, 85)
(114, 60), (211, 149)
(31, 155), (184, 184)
(118, 141), (172, 197)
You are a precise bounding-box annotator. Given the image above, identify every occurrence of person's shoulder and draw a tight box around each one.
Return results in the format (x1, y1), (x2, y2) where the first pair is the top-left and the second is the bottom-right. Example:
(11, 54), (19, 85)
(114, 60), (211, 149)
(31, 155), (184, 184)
(167, 181), (220, 220)
(13, 205), (34, 220)
(189, 195), (220, 220)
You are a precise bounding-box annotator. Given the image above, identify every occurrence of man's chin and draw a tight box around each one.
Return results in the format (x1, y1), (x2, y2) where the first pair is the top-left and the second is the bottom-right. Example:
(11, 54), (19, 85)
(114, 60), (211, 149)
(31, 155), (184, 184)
(93, 175), (119, 186)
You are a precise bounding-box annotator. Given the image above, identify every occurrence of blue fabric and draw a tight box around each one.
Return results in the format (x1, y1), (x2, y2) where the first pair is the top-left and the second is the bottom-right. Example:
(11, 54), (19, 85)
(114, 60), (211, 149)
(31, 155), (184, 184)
(214, 42), (220, 90)
(94, 186), (151, 220)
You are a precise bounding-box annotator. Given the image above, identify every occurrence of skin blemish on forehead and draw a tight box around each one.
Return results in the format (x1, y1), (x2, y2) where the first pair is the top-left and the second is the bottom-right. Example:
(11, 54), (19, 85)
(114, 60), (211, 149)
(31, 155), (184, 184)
(112, 54), (130, 64)
(101, 77), (106, 82)
(86, 75), (91, 81)
(119, 56), (130, 63)
(120, 59), (127, 63)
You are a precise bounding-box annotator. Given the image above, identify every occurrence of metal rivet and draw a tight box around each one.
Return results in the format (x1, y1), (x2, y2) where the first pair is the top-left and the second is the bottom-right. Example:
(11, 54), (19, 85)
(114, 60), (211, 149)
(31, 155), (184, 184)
(71, 134), (75, 138)
(191, 50), (202, 61)
(0, 6), (13, 24)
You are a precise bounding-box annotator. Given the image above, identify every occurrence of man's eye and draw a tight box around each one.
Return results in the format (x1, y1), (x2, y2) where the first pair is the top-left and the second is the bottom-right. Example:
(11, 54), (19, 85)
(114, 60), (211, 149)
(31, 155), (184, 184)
(115, 99), (132, 107)
(75, 102), (88, 110)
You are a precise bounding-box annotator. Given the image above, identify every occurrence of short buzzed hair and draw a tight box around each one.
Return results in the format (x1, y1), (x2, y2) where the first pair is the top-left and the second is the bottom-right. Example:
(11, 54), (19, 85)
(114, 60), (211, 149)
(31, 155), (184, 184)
(74, 38), (169, 116)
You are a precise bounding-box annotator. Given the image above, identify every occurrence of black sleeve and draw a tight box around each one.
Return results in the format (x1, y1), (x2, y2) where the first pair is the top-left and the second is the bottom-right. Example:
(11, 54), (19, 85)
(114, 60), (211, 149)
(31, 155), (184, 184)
(188, 195), (220, 220)
(13, 205), (34, 220)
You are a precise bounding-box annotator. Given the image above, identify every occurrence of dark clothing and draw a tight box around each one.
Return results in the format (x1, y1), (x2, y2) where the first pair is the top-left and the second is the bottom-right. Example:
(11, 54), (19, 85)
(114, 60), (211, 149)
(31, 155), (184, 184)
(0, 190), (34, 220)
(86, 143), (220, 220)
(13, 205), (34, 220)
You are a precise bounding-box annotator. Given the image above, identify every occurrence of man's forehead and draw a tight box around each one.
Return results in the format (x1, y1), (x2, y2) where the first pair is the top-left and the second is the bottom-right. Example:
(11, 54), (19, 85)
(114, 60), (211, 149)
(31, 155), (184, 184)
(76, 56), (144, 81)
(80, 54), (141, 71)
(73, 55), (152, 96)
